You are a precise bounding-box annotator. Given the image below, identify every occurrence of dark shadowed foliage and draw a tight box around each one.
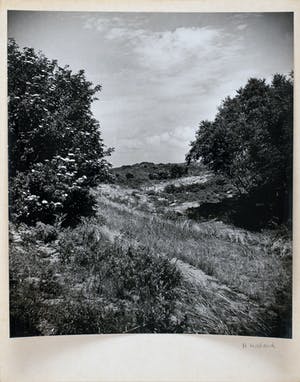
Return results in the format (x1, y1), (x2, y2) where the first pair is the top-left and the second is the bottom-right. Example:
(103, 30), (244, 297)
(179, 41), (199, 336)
(186, 74), (293, 229)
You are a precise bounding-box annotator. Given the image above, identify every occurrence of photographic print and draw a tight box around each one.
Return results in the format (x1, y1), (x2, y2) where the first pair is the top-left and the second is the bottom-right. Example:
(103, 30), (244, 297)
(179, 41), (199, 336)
(8, 11), (293, 337)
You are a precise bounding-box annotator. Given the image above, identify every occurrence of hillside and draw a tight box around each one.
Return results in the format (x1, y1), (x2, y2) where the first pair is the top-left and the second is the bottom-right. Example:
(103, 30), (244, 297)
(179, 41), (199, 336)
(112, 162), (203, 183)
(9, 163), (292, 336)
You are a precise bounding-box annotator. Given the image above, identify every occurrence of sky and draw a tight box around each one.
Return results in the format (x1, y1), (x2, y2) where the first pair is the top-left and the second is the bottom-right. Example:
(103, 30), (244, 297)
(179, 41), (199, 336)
(8, 12), (293, 166)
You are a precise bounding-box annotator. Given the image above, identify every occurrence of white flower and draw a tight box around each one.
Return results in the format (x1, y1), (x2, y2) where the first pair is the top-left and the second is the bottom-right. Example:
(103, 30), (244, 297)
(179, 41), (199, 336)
(27, 194), (38, 200)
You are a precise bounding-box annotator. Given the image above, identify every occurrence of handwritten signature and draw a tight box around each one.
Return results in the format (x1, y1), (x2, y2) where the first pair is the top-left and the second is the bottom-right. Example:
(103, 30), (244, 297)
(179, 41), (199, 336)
(242, 343), (275, 349)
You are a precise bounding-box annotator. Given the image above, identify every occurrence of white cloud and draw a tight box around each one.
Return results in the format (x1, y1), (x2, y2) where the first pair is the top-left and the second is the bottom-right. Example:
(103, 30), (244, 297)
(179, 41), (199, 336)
(237, 24), (247, 30)
(83, 13), (291, 166)
(82, 14), (132, 30)
(82, 16), (111, 32)
(88, 20), (228, 73)
(118, 137), (144, 150)
(146, 135), (161, 146)
(142, 126), (195, 157)
(106, 27), (147, 41)
(172, 126), (195, 142)
(134, 27), (221, 70)
(104, 26), (225, 73)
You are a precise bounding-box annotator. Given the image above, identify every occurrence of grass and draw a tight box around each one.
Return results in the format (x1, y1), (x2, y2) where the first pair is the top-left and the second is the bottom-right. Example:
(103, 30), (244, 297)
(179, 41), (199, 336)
(95, 189), (291, 307)
(9, 218), (184, 336)
(9, 170), (292, 337)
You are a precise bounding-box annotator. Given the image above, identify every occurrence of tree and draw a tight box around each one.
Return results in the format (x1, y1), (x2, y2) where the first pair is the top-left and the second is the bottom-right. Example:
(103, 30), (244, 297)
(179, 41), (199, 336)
(186, 73), (293, 224)
(8, 39), (112, 225)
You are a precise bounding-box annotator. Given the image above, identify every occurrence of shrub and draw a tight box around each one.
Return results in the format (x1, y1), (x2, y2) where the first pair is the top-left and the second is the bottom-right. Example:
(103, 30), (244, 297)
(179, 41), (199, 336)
(38, 267), (62, 297)
(215, 176), (226, 186)
(169, 164), (187, 179)
(8, 39), (112, 226)
(35, 222), (58, 243)
(48, 298), (130, 335)
(53, 224), (183, 333)
(157, 171), (169, 179)
(126, 172), (134, 180)
(164, 184), (178, 194)
(9, 155), (96, 226)
(149, 172), (158, 180)
(9, 277), (43, 337)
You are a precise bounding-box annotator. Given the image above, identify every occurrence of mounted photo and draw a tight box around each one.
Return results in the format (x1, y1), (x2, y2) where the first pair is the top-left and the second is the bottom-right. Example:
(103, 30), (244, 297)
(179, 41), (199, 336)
(8, 11), (293, 337)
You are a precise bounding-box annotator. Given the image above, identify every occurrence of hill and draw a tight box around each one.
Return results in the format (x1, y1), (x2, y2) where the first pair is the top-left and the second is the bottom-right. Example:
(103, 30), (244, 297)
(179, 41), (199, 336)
(111, 162), (202, 185)
(9, 161), (292, 337)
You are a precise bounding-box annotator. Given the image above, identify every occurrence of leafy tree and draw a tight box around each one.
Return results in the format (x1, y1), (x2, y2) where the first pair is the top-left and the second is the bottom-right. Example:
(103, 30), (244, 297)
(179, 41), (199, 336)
(186, 74), (293, 224)
(8, 39), (112, 225)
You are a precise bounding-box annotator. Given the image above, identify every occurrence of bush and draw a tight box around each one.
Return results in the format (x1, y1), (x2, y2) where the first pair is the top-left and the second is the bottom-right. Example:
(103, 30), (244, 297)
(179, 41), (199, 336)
(125, 172), (134, 180)
(8, 39), (112, 226)
(9, 277), (43, 337)
(35, 222), (58, 243)
(157, 171), (169, 179)
(149, 172), (158, 180)
(10, 218), (183, 335)
(169, 164), (187, 179)
(49, 298), (131, 335)
(164, 184), (178, 194)
(9, 155), (97, 226)
(52, 224), (183, 333)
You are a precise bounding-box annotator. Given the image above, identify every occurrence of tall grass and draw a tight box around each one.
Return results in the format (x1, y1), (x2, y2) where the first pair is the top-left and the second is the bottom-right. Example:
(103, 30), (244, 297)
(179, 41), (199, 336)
(94, 185), (292, 336)
(9, 219), (184, 336)
(9, 180), (292, 337)
(96, 193), (291, 305)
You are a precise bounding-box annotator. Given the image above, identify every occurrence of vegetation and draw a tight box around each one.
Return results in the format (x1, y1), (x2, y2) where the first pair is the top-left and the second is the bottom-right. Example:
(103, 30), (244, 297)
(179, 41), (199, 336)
(9, 162), (292, 337)
(8, 39), (112, 226)
(112, 162), (190, 185)
(8, 41), (292, 337)
(169, 163), (188, 178)
(10, 218), (183, 335)
(186, 74), (293, 228)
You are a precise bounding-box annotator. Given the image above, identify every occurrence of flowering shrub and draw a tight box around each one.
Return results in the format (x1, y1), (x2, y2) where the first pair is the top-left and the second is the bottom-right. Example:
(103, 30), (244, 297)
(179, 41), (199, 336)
(10, 153), (96, 225)
(8, 39), (112, 226)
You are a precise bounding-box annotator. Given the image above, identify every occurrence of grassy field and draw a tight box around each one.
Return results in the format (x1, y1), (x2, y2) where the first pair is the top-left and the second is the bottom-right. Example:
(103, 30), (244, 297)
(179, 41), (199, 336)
(9, 164), (292, 337)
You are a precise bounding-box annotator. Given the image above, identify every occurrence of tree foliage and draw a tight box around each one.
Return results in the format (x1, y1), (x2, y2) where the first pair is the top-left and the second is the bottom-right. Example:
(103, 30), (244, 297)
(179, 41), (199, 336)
(8, 39), (112, 225)
(186, 74), (293, 224)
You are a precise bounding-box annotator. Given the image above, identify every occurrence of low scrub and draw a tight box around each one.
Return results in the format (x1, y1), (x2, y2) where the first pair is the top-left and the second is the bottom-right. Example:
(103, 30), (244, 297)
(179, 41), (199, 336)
(9, 219), (183, 336)
(187, 189), (292, 231)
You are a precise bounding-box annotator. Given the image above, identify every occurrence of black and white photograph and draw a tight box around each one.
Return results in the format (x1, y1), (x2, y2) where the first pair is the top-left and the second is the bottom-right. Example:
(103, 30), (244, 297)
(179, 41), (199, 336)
(8, 11), (293, 338)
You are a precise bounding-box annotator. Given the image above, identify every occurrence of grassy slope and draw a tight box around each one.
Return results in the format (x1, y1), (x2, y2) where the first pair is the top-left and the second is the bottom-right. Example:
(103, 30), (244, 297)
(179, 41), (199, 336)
(9, 163), (292, 336)
(94, 180), (292, 336)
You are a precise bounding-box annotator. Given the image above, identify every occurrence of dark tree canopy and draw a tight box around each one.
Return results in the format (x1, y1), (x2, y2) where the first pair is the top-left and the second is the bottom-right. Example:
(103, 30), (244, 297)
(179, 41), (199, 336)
(186, 74), (293, 225)
(8, 39), (112, 225)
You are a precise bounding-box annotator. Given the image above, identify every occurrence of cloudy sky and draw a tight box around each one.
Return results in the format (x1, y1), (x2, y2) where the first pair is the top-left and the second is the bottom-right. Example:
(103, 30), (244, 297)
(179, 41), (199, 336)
(8, 12), (293, 166)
